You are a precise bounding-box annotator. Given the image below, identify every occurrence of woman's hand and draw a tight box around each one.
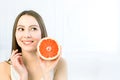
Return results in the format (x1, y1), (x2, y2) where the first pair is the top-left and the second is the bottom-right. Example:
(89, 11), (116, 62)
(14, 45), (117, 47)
(38, 54), (61, 80)
(37, 46), (62, 80)
(39, 46), (62, 72)
(10, 49), (28, 80)
(39, 55), (61, 72)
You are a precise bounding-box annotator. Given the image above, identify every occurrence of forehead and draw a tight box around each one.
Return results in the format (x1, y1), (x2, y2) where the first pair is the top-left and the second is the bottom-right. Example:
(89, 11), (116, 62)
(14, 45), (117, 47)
(17, 15), (39, 26)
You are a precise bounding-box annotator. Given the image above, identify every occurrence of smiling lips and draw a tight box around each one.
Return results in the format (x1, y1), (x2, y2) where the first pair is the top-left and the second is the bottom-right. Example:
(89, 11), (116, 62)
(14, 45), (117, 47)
(22, 40), (34, 45)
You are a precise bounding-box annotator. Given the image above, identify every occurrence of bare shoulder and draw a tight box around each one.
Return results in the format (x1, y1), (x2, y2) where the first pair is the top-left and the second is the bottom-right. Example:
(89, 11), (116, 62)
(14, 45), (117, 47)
(54, 57), (67, 80)
(55, 57), (67, 71)
(0, 61), (10, 70)
(0, 61), (11, 79)
(58, 57), (67, 67)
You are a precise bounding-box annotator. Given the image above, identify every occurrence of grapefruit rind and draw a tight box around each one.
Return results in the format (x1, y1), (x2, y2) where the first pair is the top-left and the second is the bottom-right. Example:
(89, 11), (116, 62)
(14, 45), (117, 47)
(37, 37), (60, 60)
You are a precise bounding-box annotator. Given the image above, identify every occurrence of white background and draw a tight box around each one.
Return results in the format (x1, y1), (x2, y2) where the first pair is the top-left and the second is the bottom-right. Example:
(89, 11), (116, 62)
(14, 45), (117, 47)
(0, 0), (120, 80)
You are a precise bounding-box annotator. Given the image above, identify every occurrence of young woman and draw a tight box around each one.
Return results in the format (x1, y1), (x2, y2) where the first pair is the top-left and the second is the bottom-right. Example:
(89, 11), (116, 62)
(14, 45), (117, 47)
(0, 10), (67, 80)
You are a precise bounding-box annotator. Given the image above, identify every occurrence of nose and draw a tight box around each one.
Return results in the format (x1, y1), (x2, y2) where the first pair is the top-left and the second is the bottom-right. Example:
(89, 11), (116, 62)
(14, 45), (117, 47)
(24, 31), (31, 38)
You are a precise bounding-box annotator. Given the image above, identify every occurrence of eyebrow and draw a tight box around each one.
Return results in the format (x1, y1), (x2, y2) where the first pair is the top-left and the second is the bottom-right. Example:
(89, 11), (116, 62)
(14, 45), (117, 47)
(17, 25), (39, 28)
(17, 25), (24, 27)
(29, 25), (39, 27)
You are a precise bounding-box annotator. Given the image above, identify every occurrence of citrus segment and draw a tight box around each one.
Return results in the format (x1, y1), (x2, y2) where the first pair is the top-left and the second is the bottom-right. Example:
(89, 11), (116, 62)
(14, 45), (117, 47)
(37, 37), (60, 60)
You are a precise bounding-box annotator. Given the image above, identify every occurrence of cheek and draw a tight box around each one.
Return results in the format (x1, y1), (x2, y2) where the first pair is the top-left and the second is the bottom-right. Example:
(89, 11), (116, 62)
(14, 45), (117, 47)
(36, 34), (42, 41)
(33, 33), (42, 41)
(15, 32), (22, 42)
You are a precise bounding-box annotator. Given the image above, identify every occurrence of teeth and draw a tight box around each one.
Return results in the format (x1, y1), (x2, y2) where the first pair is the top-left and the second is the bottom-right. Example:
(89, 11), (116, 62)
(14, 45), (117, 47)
(23, 41), (32, 45)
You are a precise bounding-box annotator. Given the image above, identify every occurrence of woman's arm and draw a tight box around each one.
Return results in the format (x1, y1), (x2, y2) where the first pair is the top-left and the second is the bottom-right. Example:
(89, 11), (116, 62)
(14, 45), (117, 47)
(54, 58), (67, 80)
(0, 61), (11, 80)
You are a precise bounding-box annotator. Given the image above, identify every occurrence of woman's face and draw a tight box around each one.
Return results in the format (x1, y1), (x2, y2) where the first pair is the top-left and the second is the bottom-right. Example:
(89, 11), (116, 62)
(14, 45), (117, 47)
(15, 15), (41, 52)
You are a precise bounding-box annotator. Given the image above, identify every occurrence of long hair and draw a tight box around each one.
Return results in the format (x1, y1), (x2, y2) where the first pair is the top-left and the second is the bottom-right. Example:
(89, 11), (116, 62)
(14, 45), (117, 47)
(8, 10), (48, 62)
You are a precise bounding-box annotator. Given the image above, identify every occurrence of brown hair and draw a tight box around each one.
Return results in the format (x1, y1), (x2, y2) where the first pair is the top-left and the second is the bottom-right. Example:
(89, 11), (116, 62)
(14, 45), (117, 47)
(7, 10), (48, 63)
(12, 10), (48, 53)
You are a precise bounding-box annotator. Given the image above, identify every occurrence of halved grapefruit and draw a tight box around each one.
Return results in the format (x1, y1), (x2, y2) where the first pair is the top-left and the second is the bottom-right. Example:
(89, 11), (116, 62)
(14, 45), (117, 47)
(37, 37), (60, 60)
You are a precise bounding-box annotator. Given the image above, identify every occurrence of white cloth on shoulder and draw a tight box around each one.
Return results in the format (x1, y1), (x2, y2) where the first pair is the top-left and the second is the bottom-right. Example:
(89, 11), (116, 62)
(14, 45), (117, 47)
(10, 65), (20, 80)
(10, 65), (54, 80)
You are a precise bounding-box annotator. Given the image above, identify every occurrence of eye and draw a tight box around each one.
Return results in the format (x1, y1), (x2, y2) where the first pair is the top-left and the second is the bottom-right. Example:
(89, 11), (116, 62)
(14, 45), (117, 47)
(17, 28), (24, 31)
(31, 27), (37, 31)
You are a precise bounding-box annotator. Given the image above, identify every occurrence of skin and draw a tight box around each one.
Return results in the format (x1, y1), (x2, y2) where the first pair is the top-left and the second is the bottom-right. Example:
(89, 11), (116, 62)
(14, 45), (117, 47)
(0, 15), (67, 80)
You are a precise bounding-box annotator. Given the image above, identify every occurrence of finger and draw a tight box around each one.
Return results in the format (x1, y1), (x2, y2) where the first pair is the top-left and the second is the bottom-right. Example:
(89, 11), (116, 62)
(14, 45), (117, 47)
(12, 56), (22, 67)
(60, 45), (62, 55)
(11, 53), (23, 67)
(50, 53), (61, 62)
(49, 54), (61, 66)
(11, 53), (22, 64)
(11, 50), (21, 61)
(15, 55), (23, 65)
(11, 53), (22, 61)
(10, 49), (18, 58)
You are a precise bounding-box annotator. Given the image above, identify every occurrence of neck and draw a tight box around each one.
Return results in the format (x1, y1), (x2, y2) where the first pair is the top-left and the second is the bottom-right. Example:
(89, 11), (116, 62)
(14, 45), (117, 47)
(21, 50), (38, 66)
